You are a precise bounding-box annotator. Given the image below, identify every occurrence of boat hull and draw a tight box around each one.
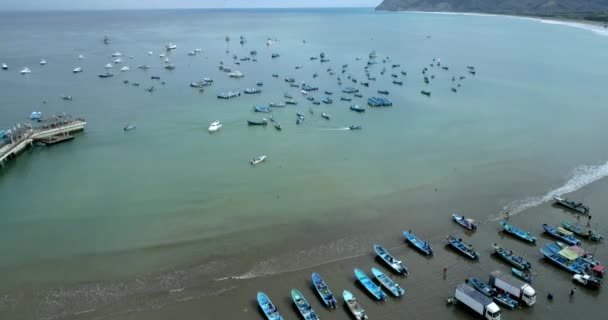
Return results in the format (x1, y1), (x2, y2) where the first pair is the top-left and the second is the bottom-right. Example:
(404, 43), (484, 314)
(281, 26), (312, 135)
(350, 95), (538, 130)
(373, 244), (407, 275)
(403, 231), (433, 255)
(354, 268), (386, 300)
(312, 272), (337, 309)
(257, 292), (284, 320)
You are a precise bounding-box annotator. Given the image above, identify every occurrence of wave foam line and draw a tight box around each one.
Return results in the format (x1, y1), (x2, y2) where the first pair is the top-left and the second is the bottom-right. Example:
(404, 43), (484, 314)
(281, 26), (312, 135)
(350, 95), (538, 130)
(494, 161), (608, 220)
(539, 19), (608, 37)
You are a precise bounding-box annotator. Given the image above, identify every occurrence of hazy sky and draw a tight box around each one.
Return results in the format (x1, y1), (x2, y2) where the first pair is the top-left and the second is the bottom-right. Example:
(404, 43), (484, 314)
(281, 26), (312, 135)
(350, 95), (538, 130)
(2, 0), (380, 11)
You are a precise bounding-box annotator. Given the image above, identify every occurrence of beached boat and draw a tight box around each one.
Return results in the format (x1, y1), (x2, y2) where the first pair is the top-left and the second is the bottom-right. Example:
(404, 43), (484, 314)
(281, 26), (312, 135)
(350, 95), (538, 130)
(350, 105), (365, 112)
(573, 274), (602, 289)
(492, 243), (532, 270)
(540, 246), (589, 274)
(254, 106), (271, 113)
(250, 155), (267, 165)
(446, 235), (479, 260)
(403, 230), (433, 255)
(554, 242), (601, 267)
(354, 268), (386, 300)
(247, 119), (268, 126)
(291, 289), (319, 320)
(511, 267), (533, 283)
(257, 292), (283, 320)
(321, 112), (330, 120)
(542, 224), (581, 246)
(124, 124), (136, 131)
(374, 244), (408, 275)
(499, 221), (536, 244)
(553, 195), (590, 214)
(561, 221), (603, 241)
(371, 267), (404, 297)
(208, 121), (222, 132)
(343, 290), (367, 320)
(452, 213), (477, 230)
(467, 278), (493, 297)
(493, 292), (519, 309)
(311, 272), (336, 309)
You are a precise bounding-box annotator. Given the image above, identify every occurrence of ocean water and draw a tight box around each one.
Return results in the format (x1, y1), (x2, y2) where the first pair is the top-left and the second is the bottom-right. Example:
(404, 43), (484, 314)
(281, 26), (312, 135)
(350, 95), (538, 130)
(0, 8), (607, 319)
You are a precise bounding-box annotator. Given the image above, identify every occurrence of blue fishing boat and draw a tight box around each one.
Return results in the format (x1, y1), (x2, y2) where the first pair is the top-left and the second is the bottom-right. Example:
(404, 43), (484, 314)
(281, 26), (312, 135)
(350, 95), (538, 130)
(492, 243), (532, 270)
(499, 221), (536, 244)
(254, 106), (272, 113)
(371, 267), (404, 297)
(561, 221), (603, 241)
(257, 292), (284, 320)
(373, 244), (408, 275)
(511, 268), (533, 283)
(354, 268), (386, 300)
(403, 230), (433, 255)
(467, 278), (493, 297)
(554, 242), (601, 267)
(312, 272), (336, 309)
(343, 290), (368, 320)
(452, 213), (477, 230)
(446, 235), (479, 260)
(350, 105), (365, 112)
(291, 289), (319, 320)
(542, 224), (581, 246)
(493, 292), (519, 309)
(540, 246), (589, 274)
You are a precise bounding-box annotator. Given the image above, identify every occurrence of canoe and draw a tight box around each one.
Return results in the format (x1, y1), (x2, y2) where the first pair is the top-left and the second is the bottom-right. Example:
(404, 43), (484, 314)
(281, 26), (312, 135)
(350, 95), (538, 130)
(373, 244), (408, 275)
(493, 292), (519, 309)
(542, 224), (581, 246)
(451, 213), (477, 230)
(467, 278), (493, 297)
(291, 289), (319, 320)
(371, 267), (404, 297)
(403, 230), (433, 255)
(511, 267), (533, 283)
(446, 235), (479, 260)
(257, 292), (284, 320)
(343, 290), (368, 320)
(561, 221), (603, 241)
(311, 272), (336, 309)
(492, 243), (532, 270)
(354, 268), (386, 300)
(499, 221), (536, 244)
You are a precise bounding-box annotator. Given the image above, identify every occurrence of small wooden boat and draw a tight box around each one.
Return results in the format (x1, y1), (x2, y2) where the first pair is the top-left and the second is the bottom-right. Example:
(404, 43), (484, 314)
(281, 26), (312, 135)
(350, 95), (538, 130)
(257, 292), (284, 320)
(553, 195), (590, 214)
(291, 289), (319, 320)
(561, 221), (603, 241)
(403, 230), (433, 255)
(98, 72), (114, 78)
(312, 272), (337, 309)
(420, 90), (431, 96)
(467, 278), (493, 297)
(452, 213), (477, 230)
(377, 90), (389, 95)
(542, 224), (581, 246)
(350, 105), (365, 112)
(354, 268), (386, 300)
(492, 243), (531, 270)
(446, 235), (479, 260)
(247, 119), (268, 126)
(493, 292), (519, 309)
(274, 123), (282, 131)
(371, 267), (404, 297)
(321, 112), (330, 120)
(285, 100), (298, 105)
(250, 155), (267, 165)
(343, 290), (367, 320)
(499, 221), (536, 244)
(511, 267), (533, 283)
(374, 244), (407, 275)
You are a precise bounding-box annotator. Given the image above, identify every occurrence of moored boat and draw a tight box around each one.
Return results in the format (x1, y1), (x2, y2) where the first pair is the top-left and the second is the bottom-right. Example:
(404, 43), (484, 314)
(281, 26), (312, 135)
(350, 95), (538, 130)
(446, 235), (479, 260)
(1, 63), (7, 70)
(553, 195), (590, 214)
(467, 278), (493, 297)
(257, 292), (283, 320)
(371, 267), (404, 297)
(20, 67), (31, 74)
(208, 121), (222, 132)
(492, 243), (532, 270)
(123, 123), (136, 131)
(573, 274), (602, 289)
(343, 290), (367, 320)
(321, 112), (330, 120)
(403, 230), (433, 255)
(350, 105), (365, 112)
(493, 292), (519, 309)
(511, 268), (533, 283)
(250, 155), (267, 165)
(354, 268), (386, 300)
(561, 221), (603, 241)
(312, 272), (336, 309)
(247, 119), (268, 126)
(254, 106), (272, 113)
(540, 246), (589, 274)
(269, 102), (286, 108)
(274, 123), (282, 131)
(349, 125), (362, 130)
(452, 213), (477, 230)
(542, 224), (581, 245)
(499, 221), (536, 244)
(98, 72), (114, 78)
(291, 289), (319, 320)
(374, 244), (408, 275)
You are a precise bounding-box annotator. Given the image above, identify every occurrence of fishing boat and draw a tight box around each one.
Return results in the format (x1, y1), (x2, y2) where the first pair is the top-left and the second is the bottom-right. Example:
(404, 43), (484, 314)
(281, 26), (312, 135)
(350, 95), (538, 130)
(312, 101), (320, 105)
(554, 242), (601, 267)
(403, 230), (433, 255)
(257, 292), (283, 320)
(374, 244), (408, 275)
(542, 224), (581, 245)
(61, 95), (73, 100)
(245, 88), (261, 94)
(446, 235), (479, 260)
(393, 80), (403, 85)
(421, 90), (431, 96)
(451, 213), (477, 230)
(98, 72), (114, 78)
(322, 97), (332, 104)
(208, 121), (222, 132)
(285, 100), (297, 105)
(354, 93), (363, 98)
(124, 123), (136, 131)
(511, 268), (533, 283)
(269, 102), (286, 108)
(499, 221), (536, 244)
(306, 96), (314, 101)
(573, 274), (602, 289)
(40, 59), (47, 65)
(553, 195), (590, 214)
(493, 292), (519, 309)
(343, 290), (367, 320)
(291, 289), (319, 320)
(377, 90), (389, 95)
(111, 52), (122, 57)
(254, 106), (271, 113)
(20, 67), (31, 74)
(165, 43), (177, 50)
(561, 221), (603, 241)
(467, 278), (493, 297)
(349, 125), (362, 130)
(274, 123), (282, 131)
(284, 93), (293, 99)
(371, 267), (404, 297)
(321, 112), (330, 120)
(341, 97), (352, 101)
(1, 63), (7, 70)
(138, 64), (150, 69)
(120, 66), (130, 72)
(350, 105), (365, 112)
(229, 71), (244, 78)
(250, 155), (267, 165)
(247, 119), (268, 126)
(354, 268), (386, 300)
(311, 272), (336, 309)
(492, 243), (532, 270)
(540, 246), (589, 274)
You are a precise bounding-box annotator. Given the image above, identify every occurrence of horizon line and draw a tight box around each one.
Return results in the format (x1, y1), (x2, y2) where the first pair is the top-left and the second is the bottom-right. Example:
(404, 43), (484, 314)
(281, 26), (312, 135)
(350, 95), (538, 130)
(0, 6), (377, 13)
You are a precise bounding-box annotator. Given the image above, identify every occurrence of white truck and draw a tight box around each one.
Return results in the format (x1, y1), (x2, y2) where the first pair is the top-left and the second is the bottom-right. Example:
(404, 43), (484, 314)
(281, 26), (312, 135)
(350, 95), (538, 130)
(454, 283), (501, 320)
(489, 270), (536, 306)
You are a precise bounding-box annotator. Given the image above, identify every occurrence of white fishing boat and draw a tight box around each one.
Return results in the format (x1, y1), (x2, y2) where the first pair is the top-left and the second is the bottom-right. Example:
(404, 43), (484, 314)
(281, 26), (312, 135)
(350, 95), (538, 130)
(111, 52), (122, 57)
(120, 66), (130, 72)
(159, 53), (166, 58)
(78, 54), (85, 59)
(250, 155), (267, 165)
(208, 121), (222, 132)
(1, 63), (7, 70)
(228, 70), (244, 78)
(105, 63), (113, 69)
(20, 67), (31, 74)
(164, 58), (170, 63)
(194, 48), (201, 53)
(72, 67), (83, 73)
(113, 58), (123, 64)
(148, 51), (153, 56)
(40, 59), (47, 65)
(187, 51), (196, 56)
(165, 43), (177, 50)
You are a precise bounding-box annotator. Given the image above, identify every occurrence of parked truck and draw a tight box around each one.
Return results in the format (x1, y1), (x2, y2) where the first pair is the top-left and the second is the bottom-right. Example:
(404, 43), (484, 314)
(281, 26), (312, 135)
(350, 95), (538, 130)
(454, 283), (501, 320)
(489, 270), (536, 306)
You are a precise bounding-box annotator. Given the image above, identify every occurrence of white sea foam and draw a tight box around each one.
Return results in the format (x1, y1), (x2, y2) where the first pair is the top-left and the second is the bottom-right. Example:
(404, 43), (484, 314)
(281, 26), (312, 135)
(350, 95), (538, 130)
(538, 19), (608, 37)
(495, 161), (608, 219)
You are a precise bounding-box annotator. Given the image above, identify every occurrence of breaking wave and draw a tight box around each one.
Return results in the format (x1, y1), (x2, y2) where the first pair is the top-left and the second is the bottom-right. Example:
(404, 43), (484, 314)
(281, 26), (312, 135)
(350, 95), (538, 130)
(539, 19), (608, 38)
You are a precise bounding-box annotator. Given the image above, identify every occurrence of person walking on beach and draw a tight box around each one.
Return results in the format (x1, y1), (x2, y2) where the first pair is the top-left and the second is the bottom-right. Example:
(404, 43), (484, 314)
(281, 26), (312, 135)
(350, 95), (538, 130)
(570, 287), (576, 296)
(587, 215), (592, 227)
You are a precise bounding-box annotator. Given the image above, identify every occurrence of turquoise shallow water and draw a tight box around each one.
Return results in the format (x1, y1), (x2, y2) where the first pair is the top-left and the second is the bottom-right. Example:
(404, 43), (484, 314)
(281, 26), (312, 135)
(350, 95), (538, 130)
(1, 8), (608, 319)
